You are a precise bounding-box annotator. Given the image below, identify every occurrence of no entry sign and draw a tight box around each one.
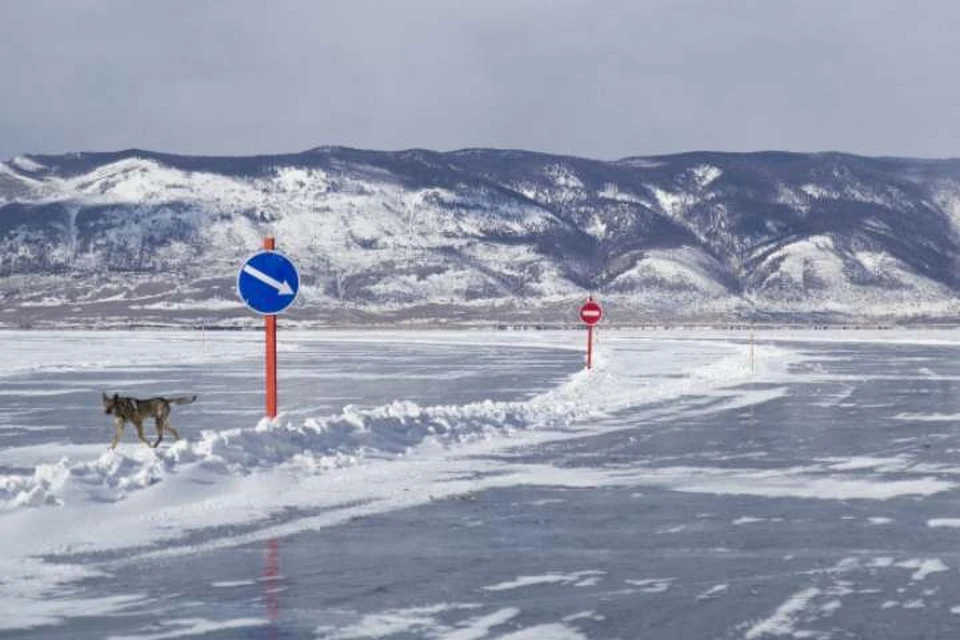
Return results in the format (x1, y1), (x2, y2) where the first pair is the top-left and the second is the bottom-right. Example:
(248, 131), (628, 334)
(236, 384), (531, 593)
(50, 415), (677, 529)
(580, 297), (602, 370)
(580, 299), (603, 326)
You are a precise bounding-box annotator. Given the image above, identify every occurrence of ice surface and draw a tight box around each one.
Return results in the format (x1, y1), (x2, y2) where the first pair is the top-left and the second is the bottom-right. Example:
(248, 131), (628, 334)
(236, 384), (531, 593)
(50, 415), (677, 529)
(4, 328), (960, 636)
(483, 571), (606, 592)
(106, 617), (269, 639)
(0, 329), (780, 634)
(0, 330), (261, 378)
(897, 559), (949, 581)
(744, 587), (822, 639)
(0, 330), (779, 511)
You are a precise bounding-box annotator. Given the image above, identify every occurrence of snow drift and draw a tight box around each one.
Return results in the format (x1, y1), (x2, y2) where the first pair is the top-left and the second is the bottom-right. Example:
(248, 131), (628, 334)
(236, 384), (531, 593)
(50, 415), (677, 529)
(0, 336), (765, 511)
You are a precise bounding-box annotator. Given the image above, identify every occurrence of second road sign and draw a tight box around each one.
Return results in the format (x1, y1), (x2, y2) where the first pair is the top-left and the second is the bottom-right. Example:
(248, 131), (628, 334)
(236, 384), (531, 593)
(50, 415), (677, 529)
(580, 298), (603, 326)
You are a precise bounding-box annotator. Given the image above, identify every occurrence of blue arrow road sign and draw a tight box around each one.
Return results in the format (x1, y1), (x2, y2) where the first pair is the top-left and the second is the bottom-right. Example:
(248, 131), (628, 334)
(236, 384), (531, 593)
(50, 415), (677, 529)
(237, 250), (301, 315)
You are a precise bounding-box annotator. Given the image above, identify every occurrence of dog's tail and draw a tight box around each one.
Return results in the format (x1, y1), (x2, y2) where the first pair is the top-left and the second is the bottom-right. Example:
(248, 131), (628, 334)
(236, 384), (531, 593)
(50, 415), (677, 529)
(168, 395), (198, 405)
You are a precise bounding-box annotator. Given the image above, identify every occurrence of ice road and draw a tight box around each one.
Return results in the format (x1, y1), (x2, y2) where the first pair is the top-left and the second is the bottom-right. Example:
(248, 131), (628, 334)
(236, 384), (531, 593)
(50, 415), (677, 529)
(4, 329), (960, 638)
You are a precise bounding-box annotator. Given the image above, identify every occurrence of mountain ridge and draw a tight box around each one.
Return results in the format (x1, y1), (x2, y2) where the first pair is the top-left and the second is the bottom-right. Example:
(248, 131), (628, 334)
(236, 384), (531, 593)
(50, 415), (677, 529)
(2, 146), (960, 328)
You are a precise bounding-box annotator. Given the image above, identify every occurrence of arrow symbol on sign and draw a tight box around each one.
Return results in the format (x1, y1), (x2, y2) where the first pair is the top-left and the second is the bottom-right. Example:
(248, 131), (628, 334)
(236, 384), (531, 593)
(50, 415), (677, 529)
(242, 264), (295, 295)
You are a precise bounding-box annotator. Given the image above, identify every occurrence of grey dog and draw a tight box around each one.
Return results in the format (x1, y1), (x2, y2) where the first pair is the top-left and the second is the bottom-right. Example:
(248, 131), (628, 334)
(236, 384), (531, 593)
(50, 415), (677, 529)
(102, 392), (197, 449)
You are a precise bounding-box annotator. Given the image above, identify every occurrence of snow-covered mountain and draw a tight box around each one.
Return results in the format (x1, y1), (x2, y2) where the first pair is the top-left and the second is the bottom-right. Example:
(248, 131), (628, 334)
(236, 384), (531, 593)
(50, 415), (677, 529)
(3, 147), (960, 327)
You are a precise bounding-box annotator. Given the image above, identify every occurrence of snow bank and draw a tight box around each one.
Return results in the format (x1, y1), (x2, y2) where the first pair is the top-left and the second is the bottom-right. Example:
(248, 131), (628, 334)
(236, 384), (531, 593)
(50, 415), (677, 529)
(0, 337), (770, 511)
(0, 459), (70, 508)
(0, 396), (561, 510)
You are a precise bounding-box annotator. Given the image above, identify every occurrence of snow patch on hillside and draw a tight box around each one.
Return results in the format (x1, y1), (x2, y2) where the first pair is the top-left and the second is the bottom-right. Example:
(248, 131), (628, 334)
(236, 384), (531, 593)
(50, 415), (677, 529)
(598, 183), (646, 205)
(607, 247), (728, 296)
(690, 164), (722, 189)
(748, 235), (959, 317)
(9, 156), (46, 172)
(759, 235), (844, 290)
(649, 185), (695, 219)
(931, 182), (960, 238)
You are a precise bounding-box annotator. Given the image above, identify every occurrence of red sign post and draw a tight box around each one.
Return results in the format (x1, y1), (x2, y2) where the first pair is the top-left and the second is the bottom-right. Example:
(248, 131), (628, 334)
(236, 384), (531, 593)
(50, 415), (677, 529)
(237, 236), (300, 419)
(580, 297), (603, 370)
(263, 237), (278, 417)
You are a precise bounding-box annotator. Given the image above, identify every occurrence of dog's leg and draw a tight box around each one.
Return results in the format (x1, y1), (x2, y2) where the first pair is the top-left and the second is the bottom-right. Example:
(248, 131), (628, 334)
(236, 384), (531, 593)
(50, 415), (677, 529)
(153, 417), (164, 448)
(133, 418), (151, 447)
(165, 420), (180, 441)
(109, 418), (125, 450)
(153, 405), (173, 448)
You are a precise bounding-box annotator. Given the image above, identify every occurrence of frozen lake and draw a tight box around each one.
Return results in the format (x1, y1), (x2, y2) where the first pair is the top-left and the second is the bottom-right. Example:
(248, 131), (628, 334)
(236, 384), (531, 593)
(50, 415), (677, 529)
(4, 329), (960, 638)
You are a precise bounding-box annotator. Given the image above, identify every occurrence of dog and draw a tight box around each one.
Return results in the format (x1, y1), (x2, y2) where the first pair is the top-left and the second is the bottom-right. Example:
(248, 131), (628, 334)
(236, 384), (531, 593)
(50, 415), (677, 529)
(102, 392), (197, 449)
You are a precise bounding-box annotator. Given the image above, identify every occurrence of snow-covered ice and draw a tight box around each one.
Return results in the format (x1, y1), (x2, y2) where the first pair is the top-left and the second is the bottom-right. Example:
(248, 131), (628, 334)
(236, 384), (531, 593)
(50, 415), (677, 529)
(4, 328), (960, 637)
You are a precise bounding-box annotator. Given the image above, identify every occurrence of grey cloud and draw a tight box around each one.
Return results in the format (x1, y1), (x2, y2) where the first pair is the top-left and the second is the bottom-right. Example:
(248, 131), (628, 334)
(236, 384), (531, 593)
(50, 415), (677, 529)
(1, 0), (959, 160)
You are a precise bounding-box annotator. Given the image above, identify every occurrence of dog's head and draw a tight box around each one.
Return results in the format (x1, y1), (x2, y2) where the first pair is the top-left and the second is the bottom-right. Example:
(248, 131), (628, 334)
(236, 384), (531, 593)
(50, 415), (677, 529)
(102, 392), (119, 415)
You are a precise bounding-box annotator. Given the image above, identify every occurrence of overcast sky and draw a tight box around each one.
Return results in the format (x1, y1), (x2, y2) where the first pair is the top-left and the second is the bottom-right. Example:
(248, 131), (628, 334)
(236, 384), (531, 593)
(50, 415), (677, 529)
(1, 0), (958, 161)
